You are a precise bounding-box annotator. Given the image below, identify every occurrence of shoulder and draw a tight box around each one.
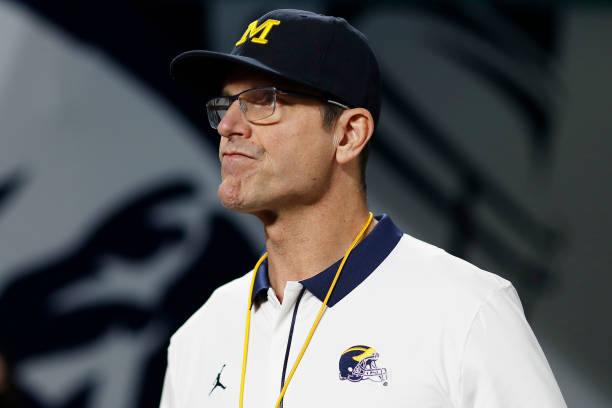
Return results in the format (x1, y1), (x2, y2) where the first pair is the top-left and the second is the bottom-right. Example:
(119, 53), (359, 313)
(168, 270), (254, 350)
(377, 232), (514, 311)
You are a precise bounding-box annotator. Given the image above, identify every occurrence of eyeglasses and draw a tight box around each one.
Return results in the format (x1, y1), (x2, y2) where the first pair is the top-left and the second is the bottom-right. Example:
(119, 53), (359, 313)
(205, 86), (349, 129)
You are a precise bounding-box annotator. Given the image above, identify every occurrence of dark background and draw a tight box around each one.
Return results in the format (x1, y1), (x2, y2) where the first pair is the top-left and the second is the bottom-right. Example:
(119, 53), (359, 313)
(0, 0), (610, 407)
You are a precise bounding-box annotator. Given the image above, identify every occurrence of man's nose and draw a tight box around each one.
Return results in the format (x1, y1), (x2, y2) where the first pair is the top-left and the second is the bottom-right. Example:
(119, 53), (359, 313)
(217, 100), (248, 138)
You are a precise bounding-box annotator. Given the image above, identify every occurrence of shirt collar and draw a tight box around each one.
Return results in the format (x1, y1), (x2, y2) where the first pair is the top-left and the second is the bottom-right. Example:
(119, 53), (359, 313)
(251, 214), (403, 307)
(252, 257), (270, 305)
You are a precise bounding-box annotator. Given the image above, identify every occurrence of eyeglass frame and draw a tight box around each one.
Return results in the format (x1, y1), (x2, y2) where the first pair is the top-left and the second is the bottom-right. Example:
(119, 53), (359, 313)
(205, 86), (350, 129)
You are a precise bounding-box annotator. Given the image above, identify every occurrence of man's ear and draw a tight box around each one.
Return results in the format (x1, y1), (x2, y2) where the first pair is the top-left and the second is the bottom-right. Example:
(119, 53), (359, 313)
(334, 108), (374, 165)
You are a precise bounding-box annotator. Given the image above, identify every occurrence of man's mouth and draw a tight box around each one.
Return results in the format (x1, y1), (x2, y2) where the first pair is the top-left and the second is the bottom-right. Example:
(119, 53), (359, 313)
(223, 151), (252, 159)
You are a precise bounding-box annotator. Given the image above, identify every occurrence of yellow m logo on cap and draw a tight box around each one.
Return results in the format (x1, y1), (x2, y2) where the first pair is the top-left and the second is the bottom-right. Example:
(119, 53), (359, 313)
(235, 19), (281, 46)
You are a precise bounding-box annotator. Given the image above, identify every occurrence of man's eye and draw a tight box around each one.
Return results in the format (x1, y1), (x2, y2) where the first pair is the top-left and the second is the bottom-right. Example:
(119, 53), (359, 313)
(243, 90), (274, 105)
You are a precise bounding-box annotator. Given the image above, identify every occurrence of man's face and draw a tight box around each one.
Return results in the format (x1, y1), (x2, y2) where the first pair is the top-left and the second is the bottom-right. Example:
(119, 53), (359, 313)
(216, 71), (337, 216)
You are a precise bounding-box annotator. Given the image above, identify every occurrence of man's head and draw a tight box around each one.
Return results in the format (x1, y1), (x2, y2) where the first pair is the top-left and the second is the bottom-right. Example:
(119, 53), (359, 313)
(170, 9), (380, 213)
(212, 68), (374, 214)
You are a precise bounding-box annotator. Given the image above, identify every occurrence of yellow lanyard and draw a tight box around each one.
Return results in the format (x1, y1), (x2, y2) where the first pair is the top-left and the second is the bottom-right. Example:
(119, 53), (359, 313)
(239, 212), (374, 408)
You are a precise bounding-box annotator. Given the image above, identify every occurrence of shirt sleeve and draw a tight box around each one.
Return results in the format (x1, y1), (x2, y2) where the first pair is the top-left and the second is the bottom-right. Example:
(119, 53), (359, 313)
(458, 285), (567, 408)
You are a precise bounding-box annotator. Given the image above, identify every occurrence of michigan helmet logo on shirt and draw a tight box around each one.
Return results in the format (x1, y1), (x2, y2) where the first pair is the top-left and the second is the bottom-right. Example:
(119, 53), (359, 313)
(235, 19), (281, 46)
(339, 345), (388, 385)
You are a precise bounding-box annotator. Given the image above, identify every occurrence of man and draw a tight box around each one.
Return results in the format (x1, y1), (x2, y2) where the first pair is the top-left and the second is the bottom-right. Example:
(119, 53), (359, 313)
(161, 9), (566, 408)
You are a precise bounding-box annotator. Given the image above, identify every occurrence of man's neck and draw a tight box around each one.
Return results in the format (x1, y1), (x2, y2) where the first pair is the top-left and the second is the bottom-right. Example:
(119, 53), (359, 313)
(259, 197), (376, 304)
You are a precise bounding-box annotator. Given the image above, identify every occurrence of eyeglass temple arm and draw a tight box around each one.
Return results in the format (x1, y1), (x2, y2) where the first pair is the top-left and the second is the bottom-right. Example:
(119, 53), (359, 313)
(327, 100), (350, 109)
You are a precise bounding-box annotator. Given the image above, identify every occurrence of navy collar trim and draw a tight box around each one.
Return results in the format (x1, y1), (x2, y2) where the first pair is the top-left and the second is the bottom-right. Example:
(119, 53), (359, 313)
(251, 214), (403, 307)
(252, 257), (270, 305)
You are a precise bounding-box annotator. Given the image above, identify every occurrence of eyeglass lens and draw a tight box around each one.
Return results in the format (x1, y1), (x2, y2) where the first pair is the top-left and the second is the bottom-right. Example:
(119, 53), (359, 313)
(206, 88), (277, 129)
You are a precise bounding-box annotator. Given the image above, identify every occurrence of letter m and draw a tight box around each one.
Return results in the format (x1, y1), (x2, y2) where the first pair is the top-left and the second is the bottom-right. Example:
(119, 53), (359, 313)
(235, 19), (281, 46)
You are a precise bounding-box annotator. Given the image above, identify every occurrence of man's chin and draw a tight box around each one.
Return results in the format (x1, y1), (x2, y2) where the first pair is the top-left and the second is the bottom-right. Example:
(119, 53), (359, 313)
(218, 183), (255, 213)
(217, 180), (281, 218)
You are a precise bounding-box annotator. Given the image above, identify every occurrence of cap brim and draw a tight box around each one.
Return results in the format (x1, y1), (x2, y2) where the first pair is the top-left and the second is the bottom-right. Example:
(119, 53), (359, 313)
(170, 50), (288, 98)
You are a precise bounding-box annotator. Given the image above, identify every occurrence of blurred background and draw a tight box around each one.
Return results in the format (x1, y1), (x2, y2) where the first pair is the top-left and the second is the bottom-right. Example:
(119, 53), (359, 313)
(0, 0), (610, 407)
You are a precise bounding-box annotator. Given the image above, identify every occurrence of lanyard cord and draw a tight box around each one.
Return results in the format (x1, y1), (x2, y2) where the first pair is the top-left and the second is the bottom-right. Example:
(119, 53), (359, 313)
(280, 287), (306, 408)
(239, 212), (374, 408)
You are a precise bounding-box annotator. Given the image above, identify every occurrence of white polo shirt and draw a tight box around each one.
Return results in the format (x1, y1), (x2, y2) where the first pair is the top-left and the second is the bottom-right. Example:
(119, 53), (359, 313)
(160, 214), (566, 408)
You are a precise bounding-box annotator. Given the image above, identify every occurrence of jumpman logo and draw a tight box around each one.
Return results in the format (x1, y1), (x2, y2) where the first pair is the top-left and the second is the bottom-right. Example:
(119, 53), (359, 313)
(209, 364), (227, 396)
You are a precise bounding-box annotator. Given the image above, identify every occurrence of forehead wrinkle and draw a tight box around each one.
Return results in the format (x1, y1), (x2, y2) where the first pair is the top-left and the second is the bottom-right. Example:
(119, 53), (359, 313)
(221, 68), (275, 95)
(221, 66), (320, 98)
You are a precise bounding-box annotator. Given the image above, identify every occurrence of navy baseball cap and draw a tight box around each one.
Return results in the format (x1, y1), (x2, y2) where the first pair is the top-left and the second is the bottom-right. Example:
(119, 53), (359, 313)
(170, 9), (381, 125)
